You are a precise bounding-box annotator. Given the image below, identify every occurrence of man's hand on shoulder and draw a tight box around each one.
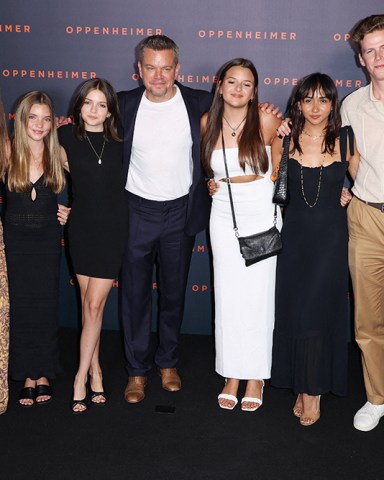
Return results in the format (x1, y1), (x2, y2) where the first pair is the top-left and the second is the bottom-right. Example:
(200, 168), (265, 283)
(259, 102), (282, 118)
(56, 116), (73, 128)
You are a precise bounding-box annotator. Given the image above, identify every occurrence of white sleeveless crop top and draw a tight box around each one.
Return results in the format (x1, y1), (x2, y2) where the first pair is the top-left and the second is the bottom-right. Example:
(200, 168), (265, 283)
(211, 146), (272, 181)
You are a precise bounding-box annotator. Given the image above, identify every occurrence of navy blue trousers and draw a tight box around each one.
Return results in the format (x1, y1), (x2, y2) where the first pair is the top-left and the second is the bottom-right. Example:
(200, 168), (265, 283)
(121, 192), (195, 376)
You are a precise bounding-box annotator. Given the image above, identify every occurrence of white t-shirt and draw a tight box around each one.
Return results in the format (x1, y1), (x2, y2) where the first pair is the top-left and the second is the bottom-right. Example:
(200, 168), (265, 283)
(126, 86), (193, 201)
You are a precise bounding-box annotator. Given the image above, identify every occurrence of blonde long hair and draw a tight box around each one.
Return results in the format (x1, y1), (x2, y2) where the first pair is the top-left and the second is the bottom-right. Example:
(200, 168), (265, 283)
(8, 91), (65, 193)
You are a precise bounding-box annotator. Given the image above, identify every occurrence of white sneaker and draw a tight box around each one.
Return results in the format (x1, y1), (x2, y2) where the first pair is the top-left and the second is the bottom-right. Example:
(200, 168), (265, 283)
(353, 401), (384, 432)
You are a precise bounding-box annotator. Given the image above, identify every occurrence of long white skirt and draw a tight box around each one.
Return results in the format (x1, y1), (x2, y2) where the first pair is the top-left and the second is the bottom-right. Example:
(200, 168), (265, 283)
(210, 175), (282, 380)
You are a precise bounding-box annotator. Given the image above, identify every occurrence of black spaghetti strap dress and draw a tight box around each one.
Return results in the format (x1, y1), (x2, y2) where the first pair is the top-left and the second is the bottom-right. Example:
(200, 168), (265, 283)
(271, 127), (352, 396)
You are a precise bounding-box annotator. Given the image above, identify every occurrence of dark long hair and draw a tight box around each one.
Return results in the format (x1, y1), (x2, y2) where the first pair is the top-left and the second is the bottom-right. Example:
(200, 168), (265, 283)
(287, 72), (341, 155)
(71, 78), (121, 141)
(201, 58), (267, 178)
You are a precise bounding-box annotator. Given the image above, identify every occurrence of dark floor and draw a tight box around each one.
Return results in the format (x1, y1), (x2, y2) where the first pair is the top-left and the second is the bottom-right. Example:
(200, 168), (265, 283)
(1, 328), (382, 480)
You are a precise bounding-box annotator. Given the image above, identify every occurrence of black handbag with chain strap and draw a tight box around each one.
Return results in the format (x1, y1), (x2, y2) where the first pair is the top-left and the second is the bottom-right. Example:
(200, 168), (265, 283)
(221, 132), (282, 266)
(272, 134), (291, 206)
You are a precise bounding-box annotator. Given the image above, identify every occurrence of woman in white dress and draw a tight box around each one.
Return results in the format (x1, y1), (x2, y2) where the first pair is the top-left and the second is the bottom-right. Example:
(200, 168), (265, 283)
(201, 58), (281, 411)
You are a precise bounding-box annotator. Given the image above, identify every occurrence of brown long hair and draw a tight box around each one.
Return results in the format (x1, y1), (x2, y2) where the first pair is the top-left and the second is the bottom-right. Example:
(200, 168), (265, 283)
(201, 58), (267, 178)
(71, 78), (121, 141)
(0, 94), (8, 181)
(8, 91), (65, 193)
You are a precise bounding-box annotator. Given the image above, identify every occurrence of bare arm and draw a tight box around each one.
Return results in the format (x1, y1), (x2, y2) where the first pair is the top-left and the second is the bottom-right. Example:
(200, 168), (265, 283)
(339, 136), (360, 207)
(60, 145), (70, 173)
(201, 113), (219, 196)
(271, 135), (284, 176)
(260, 110), (281, 146)
(57, 146), (71, 224)
(200, 112), (208, 137)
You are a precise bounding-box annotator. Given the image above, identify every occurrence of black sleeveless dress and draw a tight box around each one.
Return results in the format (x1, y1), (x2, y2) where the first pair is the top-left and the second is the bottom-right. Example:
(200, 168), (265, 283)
(271, 129), (351, 396)
(59, 125), (127, 279)
(4, 176), (62, 381)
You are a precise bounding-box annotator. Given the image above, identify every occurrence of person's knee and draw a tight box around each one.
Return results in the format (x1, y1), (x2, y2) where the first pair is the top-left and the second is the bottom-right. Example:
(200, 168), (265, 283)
(84, 297), (105, 319)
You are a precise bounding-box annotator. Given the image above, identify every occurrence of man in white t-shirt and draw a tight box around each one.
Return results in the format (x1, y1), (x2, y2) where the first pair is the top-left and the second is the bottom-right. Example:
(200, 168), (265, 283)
(341, 14), (384, 431)
(118, 35), (213, 403)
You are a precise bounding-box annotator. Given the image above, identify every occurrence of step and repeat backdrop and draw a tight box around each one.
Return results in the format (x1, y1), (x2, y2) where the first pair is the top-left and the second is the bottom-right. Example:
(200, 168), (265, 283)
(0, 0), (382, 333)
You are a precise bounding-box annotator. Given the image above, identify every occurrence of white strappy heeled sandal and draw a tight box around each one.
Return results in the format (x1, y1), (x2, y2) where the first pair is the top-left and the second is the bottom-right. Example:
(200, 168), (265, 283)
(241, 380), (264, 412)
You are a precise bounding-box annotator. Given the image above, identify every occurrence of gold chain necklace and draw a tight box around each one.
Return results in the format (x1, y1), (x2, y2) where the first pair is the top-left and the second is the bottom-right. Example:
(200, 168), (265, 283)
(223, 116), (246, 137)
(299, 138), (325, 208)
(30, 149), (44, 166)
(302, 129), (325, 140)
(85, 134), (106, 165)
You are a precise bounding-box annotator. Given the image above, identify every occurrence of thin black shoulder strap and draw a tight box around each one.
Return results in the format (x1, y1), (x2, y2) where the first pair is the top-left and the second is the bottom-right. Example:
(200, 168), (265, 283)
(340, 126), (355, 162)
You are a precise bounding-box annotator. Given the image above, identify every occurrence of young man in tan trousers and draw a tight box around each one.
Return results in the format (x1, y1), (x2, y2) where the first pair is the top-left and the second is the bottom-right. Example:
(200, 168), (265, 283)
(341, 14), (384, 431)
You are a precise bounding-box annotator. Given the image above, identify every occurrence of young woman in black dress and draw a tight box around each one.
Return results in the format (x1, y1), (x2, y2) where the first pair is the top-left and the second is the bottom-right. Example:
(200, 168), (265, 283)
(271, 74), (359, 426)
(59, 79), (127, 413)
(4, 91), (69, 407)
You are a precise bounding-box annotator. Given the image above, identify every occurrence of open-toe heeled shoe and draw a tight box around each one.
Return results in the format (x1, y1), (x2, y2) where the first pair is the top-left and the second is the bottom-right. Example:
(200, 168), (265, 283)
(72, 385), (88, 414)
(89, 373), (106, 405)
(71, 398), (88, 414)
(218, 393), (238, 410)
(293, 394), (303, 418)
(300, 395), (321, 426)
(241, 380), (264, 412)
(36, 384), (52, 405)
(90, 389), (107, 406)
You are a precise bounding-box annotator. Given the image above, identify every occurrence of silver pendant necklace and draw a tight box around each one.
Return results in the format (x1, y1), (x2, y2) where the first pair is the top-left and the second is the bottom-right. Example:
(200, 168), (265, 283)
(223, 116), (246, 137)
(86, 134), (106, 165)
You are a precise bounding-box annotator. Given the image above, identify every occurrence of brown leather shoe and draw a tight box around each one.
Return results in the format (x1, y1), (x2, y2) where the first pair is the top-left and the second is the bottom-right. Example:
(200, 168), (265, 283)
(124, 376), (147, 403)
(158, 368), (181, 392)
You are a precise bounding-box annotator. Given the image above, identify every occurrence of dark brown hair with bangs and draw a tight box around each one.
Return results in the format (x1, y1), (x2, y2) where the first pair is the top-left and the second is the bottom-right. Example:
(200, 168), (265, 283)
(286, 72), (341, 156)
